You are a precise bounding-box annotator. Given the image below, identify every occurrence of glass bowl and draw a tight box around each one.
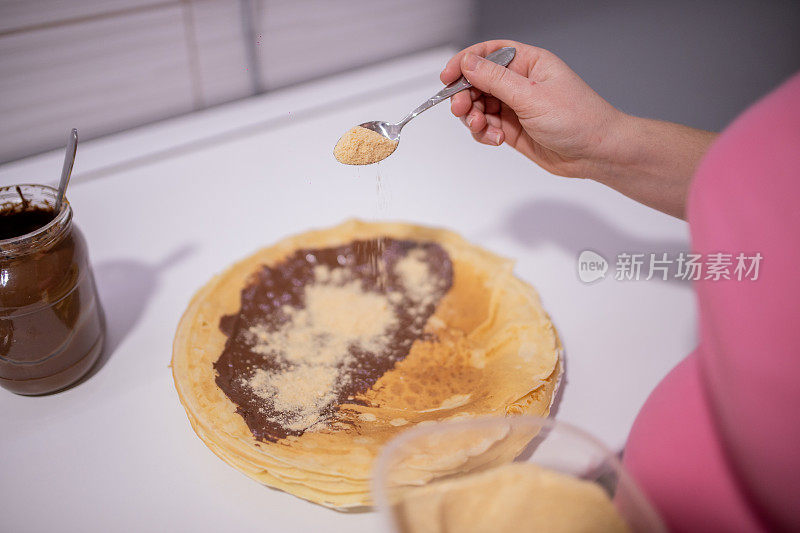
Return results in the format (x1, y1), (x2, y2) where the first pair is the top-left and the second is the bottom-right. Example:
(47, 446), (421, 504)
(372, 416), (665, 533)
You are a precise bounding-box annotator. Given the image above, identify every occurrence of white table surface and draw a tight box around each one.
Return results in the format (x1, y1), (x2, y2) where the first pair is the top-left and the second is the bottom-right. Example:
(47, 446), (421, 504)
(0, 47), (695, 532)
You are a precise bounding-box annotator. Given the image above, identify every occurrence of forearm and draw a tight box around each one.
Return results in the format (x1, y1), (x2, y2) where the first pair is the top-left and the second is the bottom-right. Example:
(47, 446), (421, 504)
(595, 114), (717, 219)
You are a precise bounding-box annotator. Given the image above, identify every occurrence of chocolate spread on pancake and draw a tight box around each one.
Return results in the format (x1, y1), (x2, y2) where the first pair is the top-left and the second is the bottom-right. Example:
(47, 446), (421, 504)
(214, 238), (453, 442)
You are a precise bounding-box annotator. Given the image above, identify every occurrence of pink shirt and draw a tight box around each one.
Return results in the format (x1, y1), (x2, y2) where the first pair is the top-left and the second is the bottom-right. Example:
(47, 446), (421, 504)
(624, 72), (800, 531)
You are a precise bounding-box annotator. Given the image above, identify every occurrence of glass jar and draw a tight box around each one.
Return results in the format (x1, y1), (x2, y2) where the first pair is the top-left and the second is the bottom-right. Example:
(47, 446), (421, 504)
(0, 184), (105, 395)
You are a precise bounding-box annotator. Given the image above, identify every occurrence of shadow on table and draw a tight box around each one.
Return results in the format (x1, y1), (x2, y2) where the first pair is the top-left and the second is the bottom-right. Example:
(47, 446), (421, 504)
(502, 197), (698, 458)
(503, 198), (692, 288)
(81, 244), (197, 382)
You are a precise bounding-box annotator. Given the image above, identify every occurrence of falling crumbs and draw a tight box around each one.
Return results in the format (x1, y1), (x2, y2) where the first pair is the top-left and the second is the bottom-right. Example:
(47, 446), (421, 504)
(334, 126), (398, 165)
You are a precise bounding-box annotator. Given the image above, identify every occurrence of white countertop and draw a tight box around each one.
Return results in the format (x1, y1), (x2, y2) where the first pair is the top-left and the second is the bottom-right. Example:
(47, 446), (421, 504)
(0, 47), (695, 532)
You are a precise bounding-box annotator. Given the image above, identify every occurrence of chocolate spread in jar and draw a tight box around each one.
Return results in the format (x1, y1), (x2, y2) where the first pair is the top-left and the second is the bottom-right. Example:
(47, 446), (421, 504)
(0, 207), (56, 239)
(0, 185), (105, 395)
(214, 238), (453, 442)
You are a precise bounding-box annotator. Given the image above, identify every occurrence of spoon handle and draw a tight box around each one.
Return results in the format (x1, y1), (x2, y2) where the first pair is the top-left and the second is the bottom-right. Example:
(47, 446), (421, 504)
(397, 47), (516, 127)
(55, 128), (78, 213)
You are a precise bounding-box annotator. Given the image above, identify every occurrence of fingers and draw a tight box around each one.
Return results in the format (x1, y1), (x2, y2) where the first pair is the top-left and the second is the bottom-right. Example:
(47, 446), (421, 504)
(463, 98), (488, 133)
(472, 126), (505, 146)
(456, 97), (503, 146)
(441, 40), (577, 152)
(441, 40), (543, 147)
(460, 53), (532, 112)
(441, 39), (555, 86)
(445, 42), (539, 117)
(450, 88), (481, 119)
(450, 90), (486, 131)
(440, 40), (520, 84)
(485, 95), (501, 115)
(450, 90), (472, 117)
(476, 112), (505, 146)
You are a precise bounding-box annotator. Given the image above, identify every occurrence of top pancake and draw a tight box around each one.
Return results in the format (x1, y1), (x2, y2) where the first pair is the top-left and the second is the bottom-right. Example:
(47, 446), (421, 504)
(172, 220), (562, 508)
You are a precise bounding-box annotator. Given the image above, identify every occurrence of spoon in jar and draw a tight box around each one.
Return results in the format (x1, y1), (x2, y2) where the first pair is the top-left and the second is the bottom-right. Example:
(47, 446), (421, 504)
(333, 47), (516, 165)
(54, 128), (78, 213)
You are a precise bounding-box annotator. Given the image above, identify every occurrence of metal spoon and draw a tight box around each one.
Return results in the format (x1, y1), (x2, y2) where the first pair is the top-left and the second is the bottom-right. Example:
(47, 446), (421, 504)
(350, 46), (516, 163)
(54, 128), (78, 213)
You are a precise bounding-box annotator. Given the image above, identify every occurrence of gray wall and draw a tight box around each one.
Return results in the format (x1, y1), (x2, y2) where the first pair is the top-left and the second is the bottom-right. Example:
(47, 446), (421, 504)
(471, 0), (800, 131)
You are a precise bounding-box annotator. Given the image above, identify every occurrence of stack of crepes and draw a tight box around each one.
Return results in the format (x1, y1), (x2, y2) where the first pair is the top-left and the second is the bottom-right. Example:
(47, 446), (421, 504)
(172, 220), (562, 508)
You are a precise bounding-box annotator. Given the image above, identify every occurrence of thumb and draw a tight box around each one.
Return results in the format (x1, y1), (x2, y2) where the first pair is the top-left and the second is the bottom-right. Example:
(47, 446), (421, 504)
(461, 53), (530, 111)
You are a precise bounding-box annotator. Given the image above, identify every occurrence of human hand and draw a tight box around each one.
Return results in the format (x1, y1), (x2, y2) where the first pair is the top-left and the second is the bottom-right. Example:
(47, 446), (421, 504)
(441, 40), (625, 180)
(442, 40), (717, 219)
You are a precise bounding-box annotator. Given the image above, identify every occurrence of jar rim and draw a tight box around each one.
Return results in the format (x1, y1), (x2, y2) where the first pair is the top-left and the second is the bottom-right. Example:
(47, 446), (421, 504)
(0, 184), (72, 256)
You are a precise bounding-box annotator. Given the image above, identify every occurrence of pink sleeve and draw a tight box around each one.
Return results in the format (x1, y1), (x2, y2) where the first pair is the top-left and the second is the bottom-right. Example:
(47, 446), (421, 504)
(688, 71), (800, 530)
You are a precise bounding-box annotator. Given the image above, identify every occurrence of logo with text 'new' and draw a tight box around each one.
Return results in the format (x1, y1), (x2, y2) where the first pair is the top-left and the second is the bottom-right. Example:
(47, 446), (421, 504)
(578, 251), (608, 283)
